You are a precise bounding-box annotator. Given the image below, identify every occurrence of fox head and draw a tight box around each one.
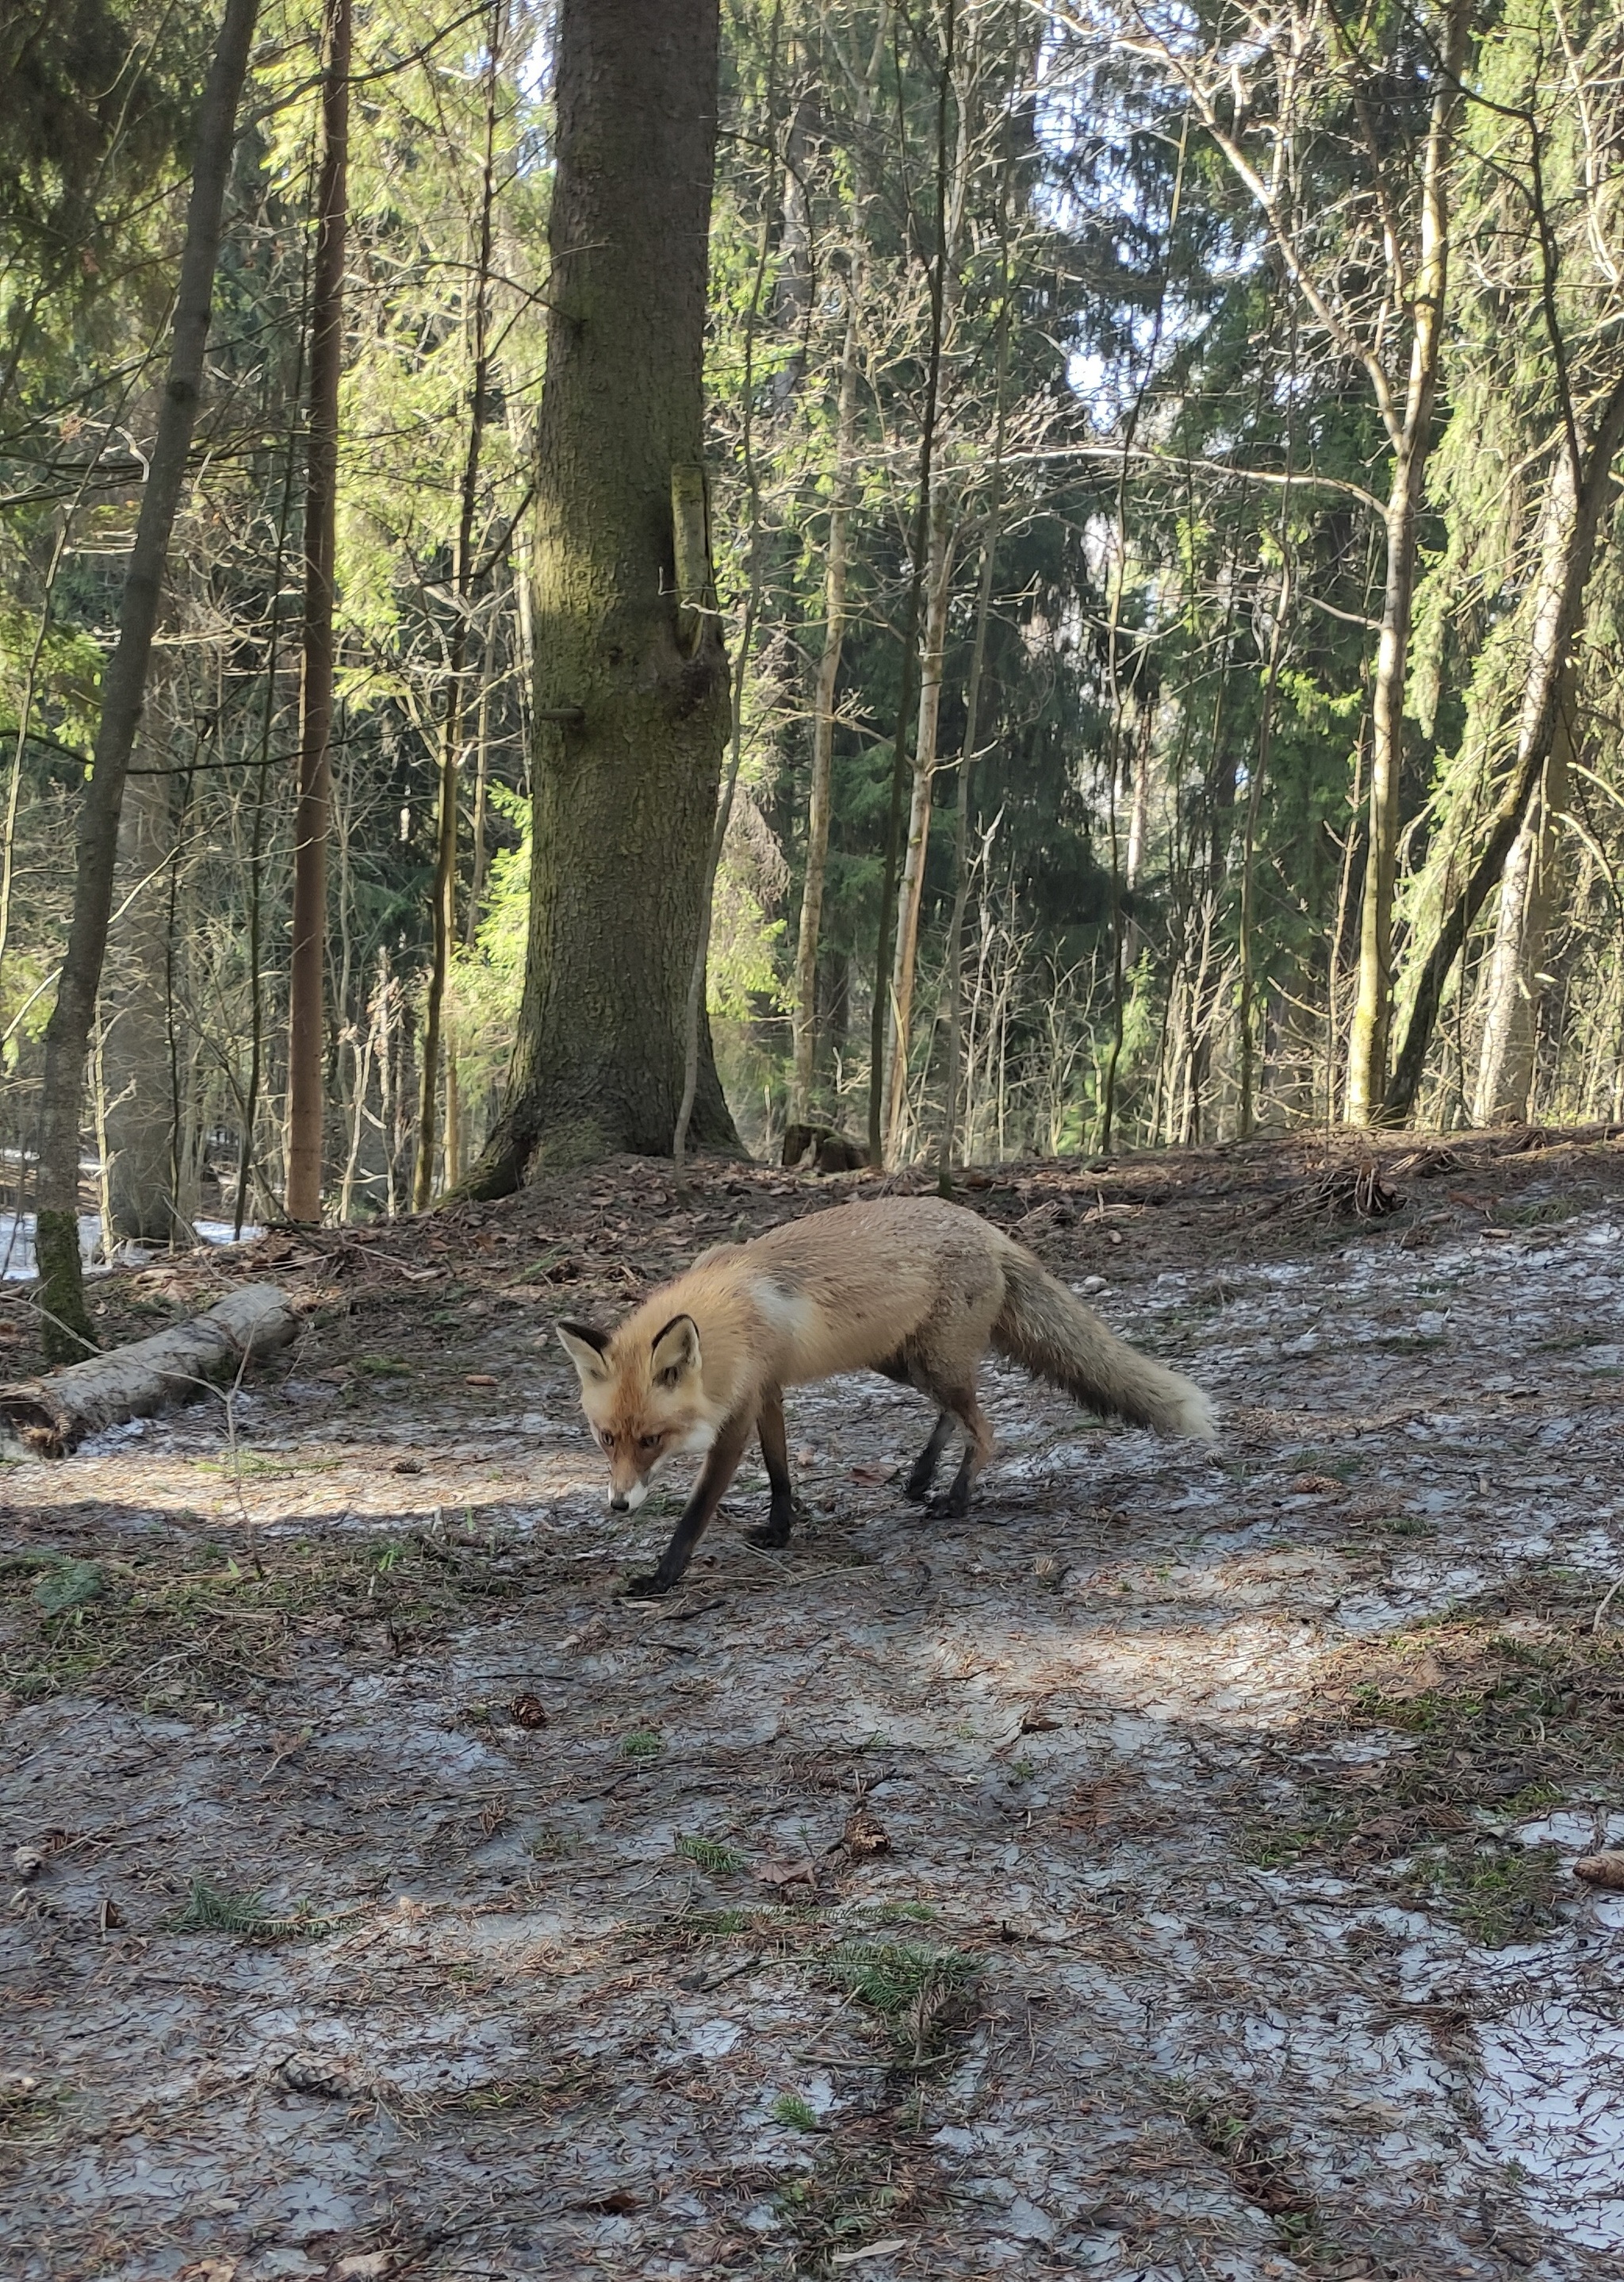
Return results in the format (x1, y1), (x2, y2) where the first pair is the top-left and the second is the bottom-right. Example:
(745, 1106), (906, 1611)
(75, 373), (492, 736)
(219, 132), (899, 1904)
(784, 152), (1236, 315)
(556, 1313), (718, 1513)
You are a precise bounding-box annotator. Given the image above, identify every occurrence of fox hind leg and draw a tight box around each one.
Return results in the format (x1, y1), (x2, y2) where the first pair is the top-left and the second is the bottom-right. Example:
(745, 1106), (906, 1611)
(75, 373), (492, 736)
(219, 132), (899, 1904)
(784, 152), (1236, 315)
(902, 1410), (956, 1502)
(921, 1378), (994, 1520)
(745, 1384), (805, 1550)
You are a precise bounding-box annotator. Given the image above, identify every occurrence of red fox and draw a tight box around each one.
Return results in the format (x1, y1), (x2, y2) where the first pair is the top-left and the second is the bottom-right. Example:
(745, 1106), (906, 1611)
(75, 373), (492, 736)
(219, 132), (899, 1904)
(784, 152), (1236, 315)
(557, 1195), (1214, 1597)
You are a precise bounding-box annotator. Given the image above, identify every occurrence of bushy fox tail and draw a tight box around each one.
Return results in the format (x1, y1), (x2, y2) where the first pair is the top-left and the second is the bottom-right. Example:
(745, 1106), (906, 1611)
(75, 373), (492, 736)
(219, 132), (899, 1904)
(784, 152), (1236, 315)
(992, 1245), (1216, 1438)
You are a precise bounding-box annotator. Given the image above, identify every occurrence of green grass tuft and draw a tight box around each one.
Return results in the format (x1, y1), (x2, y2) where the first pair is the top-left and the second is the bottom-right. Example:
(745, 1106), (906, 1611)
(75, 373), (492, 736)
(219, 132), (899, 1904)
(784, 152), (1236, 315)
(170, 1876), (337, 1941)
(1405, 1841), (1566, 1949)
(676, 1833), (745, 1874)
(825, 1939), (977, 2016)
(685, 1907), (752, 1938)
(0, 2078), (67, 2149)
(33, 1559), (108, 1615)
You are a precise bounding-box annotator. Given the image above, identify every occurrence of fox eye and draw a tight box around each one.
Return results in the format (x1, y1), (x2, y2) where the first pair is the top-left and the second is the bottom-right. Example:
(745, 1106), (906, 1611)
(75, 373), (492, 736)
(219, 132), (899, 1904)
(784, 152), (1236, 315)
(638, 1433), (663, 1453)
(599, 1429), (615, 1450)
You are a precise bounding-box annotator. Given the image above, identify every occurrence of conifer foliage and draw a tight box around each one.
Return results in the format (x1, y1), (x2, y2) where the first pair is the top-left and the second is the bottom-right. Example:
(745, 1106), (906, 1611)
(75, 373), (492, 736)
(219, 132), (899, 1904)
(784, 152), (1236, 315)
(6, 0), (1624, 1277)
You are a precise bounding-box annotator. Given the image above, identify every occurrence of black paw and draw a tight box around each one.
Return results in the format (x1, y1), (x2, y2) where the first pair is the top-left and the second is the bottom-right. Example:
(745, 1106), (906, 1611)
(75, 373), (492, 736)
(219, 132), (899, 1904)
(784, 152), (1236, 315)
(925, 1490), (970, 1521)
(901, 1474), (936, 1505)
(623, 1570), (676, 1600)
(745, 1499), (806, 1551)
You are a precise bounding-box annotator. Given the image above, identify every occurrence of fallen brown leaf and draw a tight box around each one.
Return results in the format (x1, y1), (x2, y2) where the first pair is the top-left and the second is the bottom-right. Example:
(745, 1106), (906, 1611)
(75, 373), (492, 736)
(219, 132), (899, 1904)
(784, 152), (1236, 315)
(756, 1855), (818, 1891)
(511, 1692), (548, 1730)
(464, 1373), (499, 1387)
(1379, 1651), (1447, 1701)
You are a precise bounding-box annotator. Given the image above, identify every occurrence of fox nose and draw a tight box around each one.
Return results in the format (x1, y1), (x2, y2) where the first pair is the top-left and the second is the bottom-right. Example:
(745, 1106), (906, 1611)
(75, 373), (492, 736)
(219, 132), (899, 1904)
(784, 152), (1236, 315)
(608, 1492), (630, 1513)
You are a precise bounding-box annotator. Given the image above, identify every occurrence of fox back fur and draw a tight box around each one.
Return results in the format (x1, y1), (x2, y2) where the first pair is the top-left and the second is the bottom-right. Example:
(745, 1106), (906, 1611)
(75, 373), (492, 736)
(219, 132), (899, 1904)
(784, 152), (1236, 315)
(557, 1195), (1213, 1596)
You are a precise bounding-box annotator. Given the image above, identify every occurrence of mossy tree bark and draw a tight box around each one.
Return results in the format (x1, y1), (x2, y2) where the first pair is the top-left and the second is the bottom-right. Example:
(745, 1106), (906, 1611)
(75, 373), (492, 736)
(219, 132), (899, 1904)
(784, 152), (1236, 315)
(1382, 369), (1624, 1123)
(465, 0), (739, 1190)
(31, 0), (259, 1360)
(1472, 447), (1582, 1125)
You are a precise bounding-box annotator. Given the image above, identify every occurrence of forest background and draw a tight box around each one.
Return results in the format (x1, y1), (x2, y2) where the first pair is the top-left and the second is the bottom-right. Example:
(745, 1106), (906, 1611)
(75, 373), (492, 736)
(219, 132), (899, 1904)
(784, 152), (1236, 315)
(5, 0), (1624, 1271)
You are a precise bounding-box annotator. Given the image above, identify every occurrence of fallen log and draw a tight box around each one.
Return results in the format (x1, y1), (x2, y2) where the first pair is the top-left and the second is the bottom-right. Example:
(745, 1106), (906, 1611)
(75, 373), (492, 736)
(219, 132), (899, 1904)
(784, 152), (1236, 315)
(0, 1283), (301, 1455)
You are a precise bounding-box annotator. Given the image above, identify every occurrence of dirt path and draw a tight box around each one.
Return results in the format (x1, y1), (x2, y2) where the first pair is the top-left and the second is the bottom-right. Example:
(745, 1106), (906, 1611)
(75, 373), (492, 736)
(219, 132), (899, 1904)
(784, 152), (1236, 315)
(4, 1133), (1624, 2281)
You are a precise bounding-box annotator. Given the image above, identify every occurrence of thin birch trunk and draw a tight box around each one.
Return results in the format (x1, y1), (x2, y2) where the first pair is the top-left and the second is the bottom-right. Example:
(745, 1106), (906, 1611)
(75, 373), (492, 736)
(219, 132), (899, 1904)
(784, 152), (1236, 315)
(936, 435), (1008, 1183)
(884, 489), (953, 1157)
(414, 0), (501, 1209)
(869, 0), (955, 1167)
(339, 1018), (371, 1224)
(1121, 711), (1153, 968)
(787, 294), (859, 1128)
(1236, 551), (1290, 1138)
(31, 0), (259, 1360)
(285, 0), (350, 1222)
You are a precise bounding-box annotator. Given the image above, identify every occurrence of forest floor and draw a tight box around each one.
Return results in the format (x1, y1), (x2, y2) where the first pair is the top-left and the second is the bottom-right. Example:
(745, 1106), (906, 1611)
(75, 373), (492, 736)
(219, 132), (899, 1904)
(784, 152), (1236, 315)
(3, 1126), (1624, 2282)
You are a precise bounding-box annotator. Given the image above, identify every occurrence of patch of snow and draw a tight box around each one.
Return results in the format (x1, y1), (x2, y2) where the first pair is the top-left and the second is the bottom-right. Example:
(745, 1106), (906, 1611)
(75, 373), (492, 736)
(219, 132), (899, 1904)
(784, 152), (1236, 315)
(1476, 1998), (1624, 2250)
(0, 1208), (264, 1278)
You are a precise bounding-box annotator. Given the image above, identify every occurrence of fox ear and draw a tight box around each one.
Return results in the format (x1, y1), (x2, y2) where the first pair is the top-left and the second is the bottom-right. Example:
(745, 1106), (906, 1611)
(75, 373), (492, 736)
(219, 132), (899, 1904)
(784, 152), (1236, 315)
(650, 1314), (702, 1386)
(557, 1320), (611, 1383)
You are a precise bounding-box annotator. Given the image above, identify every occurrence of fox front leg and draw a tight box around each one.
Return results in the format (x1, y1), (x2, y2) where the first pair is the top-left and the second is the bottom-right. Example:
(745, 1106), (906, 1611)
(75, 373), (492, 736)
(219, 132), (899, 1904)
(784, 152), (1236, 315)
(625, 1408), (753, 1598)
(744, 1384), (806, 1550)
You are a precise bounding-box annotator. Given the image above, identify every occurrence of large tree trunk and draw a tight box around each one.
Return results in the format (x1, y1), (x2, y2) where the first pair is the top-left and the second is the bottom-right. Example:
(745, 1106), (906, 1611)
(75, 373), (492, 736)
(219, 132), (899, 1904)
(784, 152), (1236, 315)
(30, 0), (259, 1360)
(466, 0), (737, 1187)
(1382, 370), (1624, 1122)
(1344, 0), (1470, 1124)
(285, 0), (350, 1223)
(787, 297), (859, 1129)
